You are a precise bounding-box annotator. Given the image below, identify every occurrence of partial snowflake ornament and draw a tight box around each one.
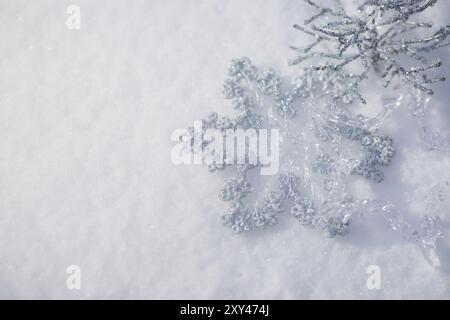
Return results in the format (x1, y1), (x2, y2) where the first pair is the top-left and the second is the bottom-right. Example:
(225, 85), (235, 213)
(291, 0), (450, 100)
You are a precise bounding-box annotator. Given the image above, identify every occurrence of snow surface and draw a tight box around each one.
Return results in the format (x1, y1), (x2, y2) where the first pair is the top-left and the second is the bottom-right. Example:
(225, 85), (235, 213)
(0, 0), (449, 299)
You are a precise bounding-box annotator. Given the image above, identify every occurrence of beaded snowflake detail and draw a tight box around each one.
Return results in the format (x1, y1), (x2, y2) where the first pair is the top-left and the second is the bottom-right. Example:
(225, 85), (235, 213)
(183, 57), (395, 234)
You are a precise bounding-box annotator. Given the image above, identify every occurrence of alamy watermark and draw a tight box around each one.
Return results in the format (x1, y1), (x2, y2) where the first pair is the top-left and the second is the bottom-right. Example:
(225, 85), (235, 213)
(366, 265), (381, 290)
(66, 5), (81, 30)
(66, 265), (81, 290)
(171, 121), (280, 175)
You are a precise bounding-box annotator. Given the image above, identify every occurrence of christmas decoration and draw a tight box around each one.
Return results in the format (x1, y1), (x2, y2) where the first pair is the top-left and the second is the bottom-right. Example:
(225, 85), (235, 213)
(291, 0), (450, 100)
(180, 0), (449, 266)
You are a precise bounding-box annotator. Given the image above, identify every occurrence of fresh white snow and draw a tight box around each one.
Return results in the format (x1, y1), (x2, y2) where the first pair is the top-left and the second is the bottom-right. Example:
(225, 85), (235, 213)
(0, 0), (449, 299)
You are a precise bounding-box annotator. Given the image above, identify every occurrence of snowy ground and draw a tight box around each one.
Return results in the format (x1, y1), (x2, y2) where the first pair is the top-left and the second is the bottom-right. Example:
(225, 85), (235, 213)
(0, 0), (450, 299)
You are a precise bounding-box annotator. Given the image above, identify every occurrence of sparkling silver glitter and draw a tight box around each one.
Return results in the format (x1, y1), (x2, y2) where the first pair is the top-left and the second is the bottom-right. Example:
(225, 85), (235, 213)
(291, 0), (450, 100)
(181, 0), (450, 266)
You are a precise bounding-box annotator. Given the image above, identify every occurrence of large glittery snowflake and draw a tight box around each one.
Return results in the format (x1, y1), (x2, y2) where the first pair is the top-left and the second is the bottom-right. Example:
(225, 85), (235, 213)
(179, 0), (450, 266)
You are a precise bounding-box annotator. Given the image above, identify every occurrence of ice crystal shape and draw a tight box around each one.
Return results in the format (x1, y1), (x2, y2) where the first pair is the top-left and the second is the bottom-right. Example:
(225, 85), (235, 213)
(291, 0), (450, 102)
(404, 89), (450, 151)
(182, 58), (395, 236)
(350, 199), (443, 267)
(180, 55), (446, 264)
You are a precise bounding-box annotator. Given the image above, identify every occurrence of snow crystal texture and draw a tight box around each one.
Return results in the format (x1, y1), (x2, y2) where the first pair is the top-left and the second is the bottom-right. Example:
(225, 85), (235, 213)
(0, 0), (449, 299)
